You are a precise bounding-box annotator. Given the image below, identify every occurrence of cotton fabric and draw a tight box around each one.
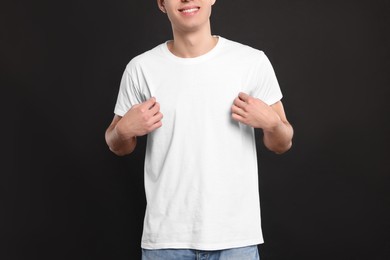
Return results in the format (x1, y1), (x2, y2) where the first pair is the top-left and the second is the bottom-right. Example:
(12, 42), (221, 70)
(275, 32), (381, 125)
(114, 36), (283, 250)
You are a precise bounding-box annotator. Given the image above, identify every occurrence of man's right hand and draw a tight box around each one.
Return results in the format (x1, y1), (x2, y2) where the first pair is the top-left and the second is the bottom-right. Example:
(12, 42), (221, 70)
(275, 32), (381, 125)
(116, 97), (163, 139)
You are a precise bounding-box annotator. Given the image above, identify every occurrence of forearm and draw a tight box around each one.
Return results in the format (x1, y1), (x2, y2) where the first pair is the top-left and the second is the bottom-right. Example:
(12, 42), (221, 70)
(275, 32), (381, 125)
(263, 120), (293, 154)
(105, 122), (137, 156)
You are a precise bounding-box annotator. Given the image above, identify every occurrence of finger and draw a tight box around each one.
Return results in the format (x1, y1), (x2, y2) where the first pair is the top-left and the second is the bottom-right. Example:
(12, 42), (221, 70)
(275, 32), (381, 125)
(151, 112), (163, 123)
(148, 118), (163, 132)
(147, 112), (163, 128)
(238, 92), (250, 102)
(233, 97), (247, 109)
(151, 121), (163, 130)
(231, 113), (245, 123)
(149, 102), (160, 115)
(143, 97), (157, 110)
(231, 104), (246, 117)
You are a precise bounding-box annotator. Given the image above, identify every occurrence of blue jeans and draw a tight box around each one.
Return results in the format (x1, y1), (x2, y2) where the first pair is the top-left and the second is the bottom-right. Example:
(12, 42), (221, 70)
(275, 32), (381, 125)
(141, 245), (260, 260)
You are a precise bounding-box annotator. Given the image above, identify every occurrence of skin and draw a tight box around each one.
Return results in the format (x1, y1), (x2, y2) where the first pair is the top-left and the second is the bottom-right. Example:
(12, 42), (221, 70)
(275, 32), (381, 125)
(105, 98), (162, 156)
(105, 0), (293, 156)
(231, 92), (293, 154)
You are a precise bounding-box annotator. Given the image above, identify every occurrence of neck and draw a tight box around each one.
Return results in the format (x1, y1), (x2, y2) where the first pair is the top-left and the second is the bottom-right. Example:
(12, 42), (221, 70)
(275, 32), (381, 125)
(168, 22), (218, 58)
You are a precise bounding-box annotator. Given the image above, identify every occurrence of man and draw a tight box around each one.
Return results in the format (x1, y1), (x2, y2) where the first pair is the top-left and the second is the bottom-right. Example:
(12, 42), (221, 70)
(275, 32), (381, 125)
(105, 0), (294, 259)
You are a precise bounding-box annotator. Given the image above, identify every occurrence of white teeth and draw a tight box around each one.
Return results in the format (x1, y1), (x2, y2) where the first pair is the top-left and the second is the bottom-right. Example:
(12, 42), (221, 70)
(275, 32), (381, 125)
(182, 8), (198, 13)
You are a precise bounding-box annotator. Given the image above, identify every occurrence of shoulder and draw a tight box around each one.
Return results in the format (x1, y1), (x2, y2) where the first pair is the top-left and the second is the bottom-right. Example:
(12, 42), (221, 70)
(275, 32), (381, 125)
(219, 36), (267, 63)
(125, 43), (166, 73)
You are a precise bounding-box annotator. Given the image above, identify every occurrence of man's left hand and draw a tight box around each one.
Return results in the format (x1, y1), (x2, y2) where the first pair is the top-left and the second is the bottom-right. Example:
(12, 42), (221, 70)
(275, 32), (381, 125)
(231, 92), (280, 131)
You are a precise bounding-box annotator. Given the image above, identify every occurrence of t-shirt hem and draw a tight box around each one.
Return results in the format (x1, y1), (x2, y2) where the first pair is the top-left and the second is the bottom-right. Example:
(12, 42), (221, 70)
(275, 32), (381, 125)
(113, 108), (126, 117)
(264, 94), (283, 106)
(141, 238), (264, 251)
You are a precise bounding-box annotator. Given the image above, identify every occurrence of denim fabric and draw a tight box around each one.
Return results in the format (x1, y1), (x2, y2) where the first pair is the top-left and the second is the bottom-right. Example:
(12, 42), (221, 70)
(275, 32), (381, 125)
(142, 245), (260, 260)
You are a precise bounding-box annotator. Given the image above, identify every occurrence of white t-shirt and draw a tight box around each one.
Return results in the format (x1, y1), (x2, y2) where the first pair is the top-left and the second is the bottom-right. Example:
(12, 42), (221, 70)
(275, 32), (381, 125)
(114, 36), (283, 250)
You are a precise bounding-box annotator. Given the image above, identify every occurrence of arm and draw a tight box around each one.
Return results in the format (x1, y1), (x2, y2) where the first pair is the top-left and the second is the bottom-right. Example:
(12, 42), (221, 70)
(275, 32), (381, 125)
(105, 97), (163, 156)
(105, 115), (137, 156)
(262, 101), (293, 154)
(231, 92), (293, 154)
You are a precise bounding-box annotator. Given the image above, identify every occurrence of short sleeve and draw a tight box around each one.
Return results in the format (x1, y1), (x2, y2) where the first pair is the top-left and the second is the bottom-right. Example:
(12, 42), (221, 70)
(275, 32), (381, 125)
(114, 68), (143, 117)
(252, 52), (283, 105)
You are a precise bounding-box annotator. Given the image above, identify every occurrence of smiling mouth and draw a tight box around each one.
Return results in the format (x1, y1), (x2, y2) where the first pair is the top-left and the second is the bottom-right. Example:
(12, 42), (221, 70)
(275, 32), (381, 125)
(179, 7), (200, 14)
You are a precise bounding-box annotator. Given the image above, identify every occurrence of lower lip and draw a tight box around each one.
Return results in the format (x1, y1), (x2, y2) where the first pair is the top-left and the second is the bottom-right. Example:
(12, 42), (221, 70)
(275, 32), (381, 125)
(180, 9), (200, 16)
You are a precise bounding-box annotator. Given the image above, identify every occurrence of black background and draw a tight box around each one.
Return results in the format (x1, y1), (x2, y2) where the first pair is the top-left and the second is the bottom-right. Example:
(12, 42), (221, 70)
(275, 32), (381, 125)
(3, 0), (390, 259)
